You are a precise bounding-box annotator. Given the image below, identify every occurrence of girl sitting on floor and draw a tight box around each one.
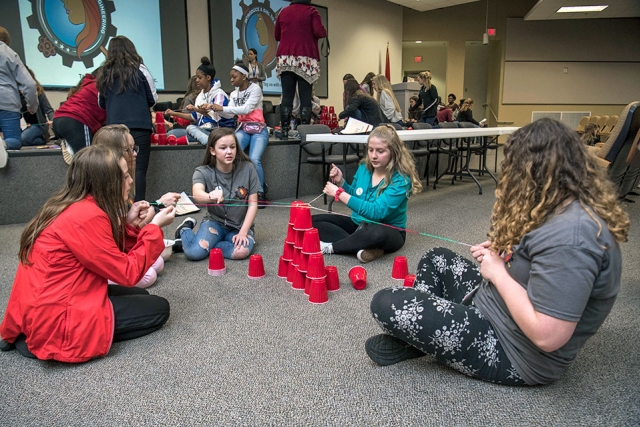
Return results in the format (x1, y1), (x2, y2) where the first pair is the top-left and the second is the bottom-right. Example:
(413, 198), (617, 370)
(174, 128), (260, 261)
(366, 118), (629, 385)
(0, 145), (176, 362)
(312, 125), (422, 263)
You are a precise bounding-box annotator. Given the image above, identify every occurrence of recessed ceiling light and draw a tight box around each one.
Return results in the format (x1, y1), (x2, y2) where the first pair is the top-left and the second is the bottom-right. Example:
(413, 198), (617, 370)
(557, 5), (608, 13)
(415, 40), (422, 43)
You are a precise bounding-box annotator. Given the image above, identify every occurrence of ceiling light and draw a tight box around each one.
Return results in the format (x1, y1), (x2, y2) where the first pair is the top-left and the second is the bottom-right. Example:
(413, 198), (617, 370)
(557, 5), (608, 13)
(415, 40), (422, 43)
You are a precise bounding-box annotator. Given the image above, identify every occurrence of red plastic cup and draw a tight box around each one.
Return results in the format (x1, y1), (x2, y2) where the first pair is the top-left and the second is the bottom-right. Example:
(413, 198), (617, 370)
(288, 200), (306, 225)
(293, 206), (313, 231)
(304, 276), (311, 295)
(285, 224), (296, 244)
(329, 106), (335, 114)
(325, 266), (340, 292)
(277, 256), (288, 279)
(403, 274), (416, 288)
(291, 248), (300, 268)
(298, 252), (309, 273)
(294, 229), (305, 248)
(308, 278), (328, 304)
(348, 265), (367, 290)
(208, 248), (226, 276)
(286, 262), (296, 284)
(248, 254), (266, 279)
(282, 241), (294, 261)
(167, 135), (177, 146)
(292, 268), (306, 290)
(175, 135), (188, 145)
(306, 253), (326, 279)
(391, 256), (409, 280)
(302, 228), (321, 254)
(157, 133), (167, 146)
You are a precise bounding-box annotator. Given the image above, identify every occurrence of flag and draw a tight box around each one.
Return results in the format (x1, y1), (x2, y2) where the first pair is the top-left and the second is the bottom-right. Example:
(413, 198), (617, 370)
(385, 43), (391, 81)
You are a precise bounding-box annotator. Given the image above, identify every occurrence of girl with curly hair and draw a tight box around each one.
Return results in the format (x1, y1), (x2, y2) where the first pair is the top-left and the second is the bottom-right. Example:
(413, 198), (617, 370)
(367, 118), (629, 385)
(313, 125), (422, 263)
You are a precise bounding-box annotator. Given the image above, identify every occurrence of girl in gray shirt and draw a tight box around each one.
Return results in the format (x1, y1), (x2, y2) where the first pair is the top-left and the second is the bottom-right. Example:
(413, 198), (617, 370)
(367, 118), (629, 385)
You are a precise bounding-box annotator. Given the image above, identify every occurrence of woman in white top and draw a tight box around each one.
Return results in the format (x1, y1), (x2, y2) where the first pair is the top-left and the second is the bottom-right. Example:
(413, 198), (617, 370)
(372, 75), (403, 126)
(206, 62), (269, 205)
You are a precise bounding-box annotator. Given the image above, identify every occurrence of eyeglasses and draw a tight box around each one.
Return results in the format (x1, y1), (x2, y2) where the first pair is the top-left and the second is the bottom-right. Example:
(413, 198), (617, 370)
(132, 145), (139, 154)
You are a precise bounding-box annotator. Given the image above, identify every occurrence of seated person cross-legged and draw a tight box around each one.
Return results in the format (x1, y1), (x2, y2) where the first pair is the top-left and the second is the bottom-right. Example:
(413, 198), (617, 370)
(366, 118), (629, 386)
(312, 125), (422, 263)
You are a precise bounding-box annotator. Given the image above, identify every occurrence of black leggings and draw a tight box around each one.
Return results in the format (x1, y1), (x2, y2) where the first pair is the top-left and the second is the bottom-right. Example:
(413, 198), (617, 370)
(129, 128), (152, 202)
(280, 71), (312, 109)
(52, 117), (92, 154)
(108, 285), (170, 342)
(370, 247), (525, 385)
(312, 214), (406, 254)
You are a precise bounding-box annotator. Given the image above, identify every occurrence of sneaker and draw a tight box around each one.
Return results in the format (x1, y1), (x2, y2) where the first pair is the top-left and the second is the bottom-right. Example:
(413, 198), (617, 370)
(0, 137), (7, 168)
(0, 339), (15, 352)
(365, 334), (425, 366)
(357, 249), (384, 263)
(320, 241), (333, 255)
(60, 140), (74, 165)
(174, 217), (196, 240)
(172, 238), (183, 253)
(257, 192), (271, 209)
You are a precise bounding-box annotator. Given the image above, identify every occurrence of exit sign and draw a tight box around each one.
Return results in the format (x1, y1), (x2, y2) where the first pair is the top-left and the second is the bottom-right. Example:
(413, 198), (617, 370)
(487, 28), (496, 36)
(414, 56), (422, 63)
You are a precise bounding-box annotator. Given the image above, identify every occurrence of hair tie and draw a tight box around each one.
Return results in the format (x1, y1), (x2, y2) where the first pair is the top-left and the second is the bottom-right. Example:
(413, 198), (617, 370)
(232, 65), (249, 76)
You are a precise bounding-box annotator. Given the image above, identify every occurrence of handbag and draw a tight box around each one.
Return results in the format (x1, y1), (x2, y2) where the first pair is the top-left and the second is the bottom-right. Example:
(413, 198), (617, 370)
(240, 122), (266, 135)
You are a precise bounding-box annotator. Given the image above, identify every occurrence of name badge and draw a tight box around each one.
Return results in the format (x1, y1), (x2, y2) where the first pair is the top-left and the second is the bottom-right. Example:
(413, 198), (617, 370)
(356, 188), (364, 196)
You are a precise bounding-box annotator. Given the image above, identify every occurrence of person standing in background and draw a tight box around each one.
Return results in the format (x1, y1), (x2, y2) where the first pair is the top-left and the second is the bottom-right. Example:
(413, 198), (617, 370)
(245, 48), (266, 89)
(97, 36), (158, 202)
(0, 26), (38, 167)
(414, 71), (438, 125)
(275, 0), (327, 138)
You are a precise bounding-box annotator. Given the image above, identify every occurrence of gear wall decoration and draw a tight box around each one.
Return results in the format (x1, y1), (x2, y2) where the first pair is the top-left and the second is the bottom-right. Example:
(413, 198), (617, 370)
(27, 0), (117, 68)
(235, 0), (279, 78)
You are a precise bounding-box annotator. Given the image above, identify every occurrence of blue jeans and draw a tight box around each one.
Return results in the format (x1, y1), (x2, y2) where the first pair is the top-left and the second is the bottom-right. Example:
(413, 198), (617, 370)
(186, 125), (211, 145)
(21, 125), (46, 146)
(180, 220), (255, 260)
(421, 116), (436, 125)
(0, 110), (22, 149)
(236, 127), (268, 189)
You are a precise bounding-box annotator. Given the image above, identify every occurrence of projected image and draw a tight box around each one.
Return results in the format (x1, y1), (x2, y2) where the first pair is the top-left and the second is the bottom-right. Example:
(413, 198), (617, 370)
(18, 0), (165, 89)
(233, 0), (286, 95)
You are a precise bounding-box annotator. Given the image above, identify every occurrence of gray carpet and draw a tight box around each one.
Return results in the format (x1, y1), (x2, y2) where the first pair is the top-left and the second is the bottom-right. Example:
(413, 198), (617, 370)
(1, 174), (639, 426)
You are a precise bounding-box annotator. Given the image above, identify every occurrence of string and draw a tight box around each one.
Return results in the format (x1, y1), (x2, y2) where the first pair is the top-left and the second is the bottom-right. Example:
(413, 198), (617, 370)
(150, 197), (474, 247)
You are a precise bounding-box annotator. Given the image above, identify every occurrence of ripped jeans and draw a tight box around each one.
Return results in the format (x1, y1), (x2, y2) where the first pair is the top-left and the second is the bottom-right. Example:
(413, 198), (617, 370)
(180, 219), (255, 260)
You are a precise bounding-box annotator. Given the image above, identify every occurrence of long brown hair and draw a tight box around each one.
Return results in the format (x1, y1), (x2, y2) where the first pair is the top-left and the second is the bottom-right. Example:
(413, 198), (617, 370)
(488, 118), (629, 254)
(97, 36), (144, 95)
(75, 0), (101, 58)
(201, 128), (251, 168)
(344, 79), (372, 104)
(364, 125), (423, 196)
(19, 146), (128, 265)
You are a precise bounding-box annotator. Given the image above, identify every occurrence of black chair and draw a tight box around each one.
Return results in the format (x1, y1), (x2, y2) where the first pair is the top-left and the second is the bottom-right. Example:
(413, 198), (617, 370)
(154, 101), (172, 112)
(405, 122), (438, 185)
(296, 124), (360, 202)
(386, 122), (403, 130)
(263, 100), (279, 128)
(432, 122), (460, 190)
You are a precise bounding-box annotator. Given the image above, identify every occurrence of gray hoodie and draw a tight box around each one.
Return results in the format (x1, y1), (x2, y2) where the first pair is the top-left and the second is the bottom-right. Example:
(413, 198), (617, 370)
(0, 41), (38, 113)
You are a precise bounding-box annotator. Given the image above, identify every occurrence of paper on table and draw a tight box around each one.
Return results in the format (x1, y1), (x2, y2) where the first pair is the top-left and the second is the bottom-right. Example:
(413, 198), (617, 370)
(340, 117), (373, 134)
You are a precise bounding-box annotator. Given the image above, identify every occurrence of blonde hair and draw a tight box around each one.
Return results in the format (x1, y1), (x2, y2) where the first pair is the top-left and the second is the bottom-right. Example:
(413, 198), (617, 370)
(418, 71), (432, 89)
(372, 75), (401, 113)
(364, 125), (422, 196)
(488, 118), (629, 255)
(460, 98), (473, 112)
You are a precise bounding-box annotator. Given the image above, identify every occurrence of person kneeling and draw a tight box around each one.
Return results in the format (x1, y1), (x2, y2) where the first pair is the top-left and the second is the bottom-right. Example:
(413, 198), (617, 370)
(175, 128), (260, 261)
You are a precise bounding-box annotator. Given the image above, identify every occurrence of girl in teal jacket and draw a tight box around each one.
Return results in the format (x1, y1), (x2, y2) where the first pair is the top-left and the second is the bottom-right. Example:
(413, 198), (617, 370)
(312, 125), (422, 263)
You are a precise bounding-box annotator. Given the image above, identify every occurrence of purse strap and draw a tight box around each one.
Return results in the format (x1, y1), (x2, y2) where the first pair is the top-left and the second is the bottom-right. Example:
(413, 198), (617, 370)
(320, 37), (330, 58)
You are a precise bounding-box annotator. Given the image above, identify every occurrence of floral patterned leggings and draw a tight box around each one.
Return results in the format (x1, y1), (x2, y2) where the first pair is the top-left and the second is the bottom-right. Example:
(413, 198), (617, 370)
(370, 247), (525, 385)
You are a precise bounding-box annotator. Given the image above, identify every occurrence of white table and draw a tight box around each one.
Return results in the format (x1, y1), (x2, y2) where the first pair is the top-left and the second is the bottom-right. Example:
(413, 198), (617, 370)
(305, 126), (519, 194)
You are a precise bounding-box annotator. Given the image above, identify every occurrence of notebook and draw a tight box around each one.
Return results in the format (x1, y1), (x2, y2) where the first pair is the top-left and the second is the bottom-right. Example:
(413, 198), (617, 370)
(175, 192), (200, 216)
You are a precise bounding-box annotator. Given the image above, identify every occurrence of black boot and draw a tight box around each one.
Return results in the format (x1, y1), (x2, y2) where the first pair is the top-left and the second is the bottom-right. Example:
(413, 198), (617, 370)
(280, 106), (292, 139)
(301, 107), (312, 125)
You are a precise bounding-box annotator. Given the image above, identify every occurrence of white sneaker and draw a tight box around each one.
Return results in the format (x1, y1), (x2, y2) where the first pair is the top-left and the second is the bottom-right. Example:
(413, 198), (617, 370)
(320, 241), (333, 255)
(60, 140), (74, 165)
(357, 249), (384, 263)
(0, 137), (7, 168)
